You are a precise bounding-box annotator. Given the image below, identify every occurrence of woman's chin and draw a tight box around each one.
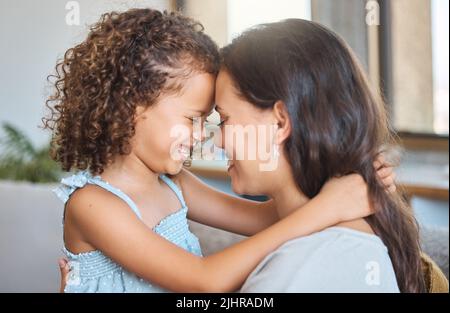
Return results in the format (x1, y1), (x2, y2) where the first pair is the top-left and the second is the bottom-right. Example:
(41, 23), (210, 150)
(230, 175), (247, 195)
(231, 183), (244, 195)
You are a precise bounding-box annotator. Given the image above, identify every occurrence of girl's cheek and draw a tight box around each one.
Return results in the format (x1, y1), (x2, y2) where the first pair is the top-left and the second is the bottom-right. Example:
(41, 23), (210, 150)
(168, 121), (192, 148)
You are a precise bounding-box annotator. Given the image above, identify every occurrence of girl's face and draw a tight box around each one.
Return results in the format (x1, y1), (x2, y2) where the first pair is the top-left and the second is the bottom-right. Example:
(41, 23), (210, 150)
(215, 70), (281, 195)
(132, 72), (215, 175)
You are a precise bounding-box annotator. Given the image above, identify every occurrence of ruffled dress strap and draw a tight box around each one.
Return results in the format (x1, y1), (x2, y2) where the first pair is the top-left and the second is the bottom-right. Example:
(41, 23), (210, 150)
(53, 171), (143, 223)
(159, 174), (187, 208)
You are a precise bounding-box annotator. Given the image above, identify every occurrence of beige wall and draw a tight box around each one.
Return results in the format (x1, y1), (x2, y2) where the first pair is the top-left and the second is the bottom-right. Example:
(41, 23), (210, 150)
(391, 0), (434, 133)
(182, 0), (311, 48)
(183, 0), (228, 47)
(0, 0), (172, 148)
(312, 0), (369, 71)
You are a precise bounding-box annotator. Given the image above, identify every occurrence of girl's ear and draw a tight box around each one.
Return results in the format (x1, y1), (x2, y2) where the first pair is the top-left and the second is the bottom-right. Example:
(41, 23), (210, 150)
(273, 100), (291, 145)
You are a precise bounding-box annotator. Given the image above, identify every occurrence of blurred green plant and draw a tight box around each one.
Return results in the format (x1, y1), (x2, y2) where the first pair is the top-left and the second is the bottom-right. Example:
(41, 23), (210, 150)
(0, 122), (61, 183)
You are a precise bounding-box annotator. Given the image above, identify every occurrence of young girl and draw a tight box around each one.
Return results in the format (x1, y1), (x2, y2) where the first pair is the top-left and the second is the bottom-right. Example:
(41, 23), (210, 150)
(46, 8), (394, 293)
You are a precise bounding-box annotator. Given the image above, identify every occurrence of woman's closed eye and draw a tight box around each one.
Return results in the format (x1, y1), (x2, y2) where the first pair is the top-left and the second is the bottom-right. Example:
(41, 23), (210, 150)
(214, 117), (228, 127)
(204, 115), (228, 127)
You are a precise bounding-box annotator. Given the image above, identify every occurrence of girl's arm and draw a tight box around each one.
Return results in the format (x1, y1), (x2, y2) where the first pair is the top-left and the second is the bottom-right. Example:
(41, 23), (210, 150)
(177, 157), (396, 236)
(64, 173), (371, 292)
(177, 168), (278, 236)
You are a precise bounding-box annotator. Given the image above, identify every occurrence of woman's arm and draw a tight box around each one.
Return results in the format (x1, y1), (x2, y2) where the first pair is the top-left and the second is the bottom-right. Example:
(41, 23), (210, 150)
(177, 156), (396, 236)
(64, 173), (371, 292)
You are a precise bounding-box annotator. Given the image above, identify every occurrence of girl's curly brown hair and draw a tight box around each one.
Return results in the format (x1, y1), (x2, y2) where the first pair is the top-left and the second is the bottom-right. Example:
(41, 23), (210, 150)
(43, 8), (220, 175)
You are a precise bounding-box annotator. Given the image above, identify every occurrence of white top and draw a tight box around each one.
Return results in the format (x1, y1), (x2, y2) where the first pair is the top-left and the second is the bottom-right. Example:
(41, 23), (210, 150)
(240, 227), (400, 293)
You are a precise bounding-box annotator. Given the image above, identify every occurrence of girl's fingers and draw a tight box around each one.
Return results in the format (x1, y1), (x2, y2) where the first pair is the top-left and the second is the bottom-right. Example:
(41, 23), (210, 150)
(373, 160), (382, 171)
(376, 164), (397, 192)
(377, 166), (394, 179)
(388, 184), (397, 194)
(382, 175), (395, 187)
(374, 155), (397, 194)
(58, 258), (67, 269)
(374, 154), (386, 170)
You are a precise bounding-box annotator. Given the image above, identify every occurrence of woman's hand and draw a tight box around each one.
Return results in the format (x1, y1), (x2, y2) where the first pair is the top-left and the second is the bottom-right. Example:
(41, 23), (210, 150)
(58, 258), (69, 293)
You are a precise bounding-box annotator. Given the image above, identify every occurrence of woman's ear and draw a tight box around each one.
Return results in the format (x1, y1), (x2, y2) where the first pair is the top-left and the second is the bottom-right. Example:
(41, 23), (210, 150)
(273, 100), (291, 145)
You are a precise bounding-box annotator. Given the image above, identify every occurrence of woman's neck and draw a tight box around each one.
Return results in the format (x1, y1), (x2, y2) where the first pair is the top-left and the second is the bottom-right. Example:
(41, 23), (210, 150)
(266, 157), (310, 219)
(271, 184), (309, 219)
(268, 156), (374, 235)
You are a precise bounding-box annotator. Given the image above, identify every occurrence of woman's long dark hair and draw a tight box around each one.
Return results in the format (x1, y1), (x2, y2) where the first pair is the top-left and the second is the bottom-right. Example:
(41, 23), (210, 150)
(221, 19), (425, 293)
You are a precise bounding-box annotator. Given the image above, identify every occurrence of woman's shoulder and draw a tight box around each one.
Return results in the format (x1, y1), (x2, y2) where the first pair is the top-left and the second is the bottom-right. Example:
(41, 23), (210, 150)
(247, 226), (392, 282)
(275, 225), (387, 257)
(335, 218), (375, 235)
(241, 226), (399, 292)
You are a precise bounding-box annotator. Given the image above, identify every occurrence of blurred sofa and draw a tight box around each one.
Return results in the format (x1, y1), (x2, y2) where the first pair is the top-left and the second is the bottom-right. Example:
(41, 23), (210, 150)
(0, 180), (448, 292)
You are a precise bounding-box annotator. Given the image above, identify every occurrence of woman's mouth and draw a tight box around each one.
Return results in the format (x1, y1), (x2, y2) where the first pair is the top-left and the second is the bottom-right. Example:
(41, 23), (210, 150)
(227, 160), (235, 171)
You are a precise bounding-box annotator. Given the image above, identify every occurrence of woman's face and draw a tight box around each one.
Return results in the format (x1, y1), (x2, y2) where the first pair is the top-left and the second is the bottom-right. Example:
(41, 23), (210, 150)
(132, 72), (215, 175)
(215, 70), (281, 195)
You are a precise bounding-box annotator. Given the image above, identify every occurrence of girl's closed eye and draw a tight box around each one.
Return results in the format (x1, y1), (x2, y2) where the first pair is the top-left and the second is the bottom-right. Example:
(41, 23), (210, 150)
(211, 115), (228, 127)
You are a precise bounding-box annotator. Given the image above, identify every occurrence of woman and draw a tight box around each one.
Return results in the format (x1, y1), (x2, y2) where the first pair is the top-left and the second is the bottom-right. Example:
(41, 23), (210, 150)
(213, 19), (425, 292)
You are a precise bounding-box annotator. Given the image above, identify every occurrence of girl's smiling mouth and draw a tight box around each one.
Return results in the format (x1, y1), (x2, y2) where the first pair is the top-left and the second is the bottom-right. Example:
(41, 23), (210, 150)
(177, 144), (192, 161)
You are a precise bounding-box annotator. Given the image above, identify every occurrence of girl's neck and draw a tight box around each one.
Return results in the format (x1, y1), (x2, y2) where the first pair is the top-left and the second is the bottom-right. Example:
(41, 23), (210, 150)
(101, 153), (160, 189)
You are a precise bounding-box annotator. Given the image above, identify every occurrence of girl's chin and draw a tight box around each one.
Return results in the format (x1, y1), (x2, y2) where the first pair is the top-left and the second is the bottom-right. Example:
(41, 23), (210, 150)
(166, 160), (184, 175)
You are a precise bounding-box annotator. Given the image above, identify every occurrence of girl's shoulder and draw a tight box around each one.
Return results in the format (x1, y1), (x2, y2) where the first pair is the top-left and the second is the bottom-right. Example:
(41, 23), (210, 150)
(67, 183), (117, 210)
(53, 171), (98, 204)
(54, 171), (133, 218)
(65, 183), (133, 231)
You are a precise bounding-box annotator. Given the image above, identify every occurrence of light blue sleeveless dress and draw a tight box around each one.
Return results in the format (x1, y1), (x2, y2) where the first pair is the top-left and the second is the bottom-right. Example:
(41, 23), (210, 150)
(53, 171), (203, 293)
